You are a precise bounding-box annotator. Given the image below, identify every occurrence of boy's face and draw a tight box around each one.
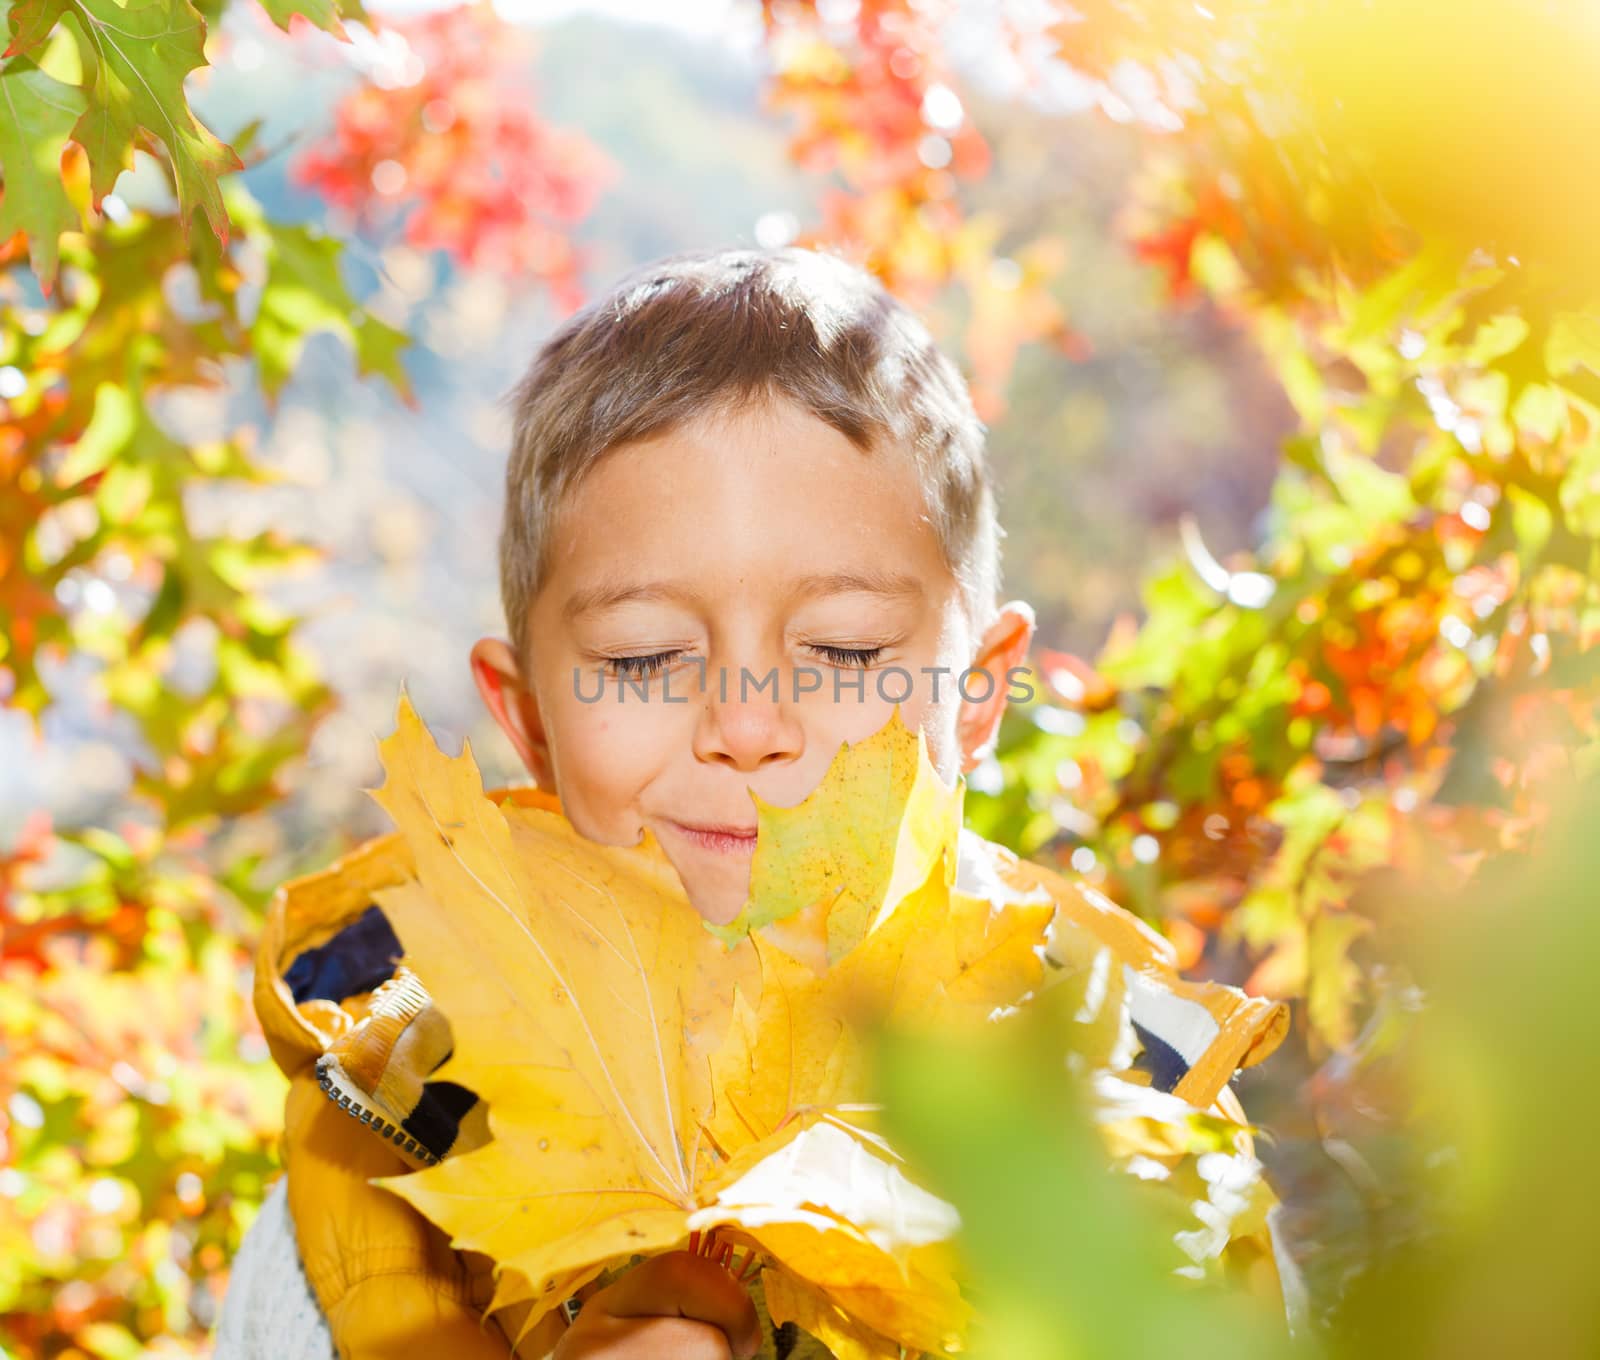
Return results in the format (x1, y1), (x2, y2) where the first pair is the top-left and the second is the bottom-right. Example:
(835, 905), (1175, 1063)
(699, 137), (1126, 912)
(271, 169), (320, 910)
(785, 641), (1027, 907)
(471, 394), (1034, 927)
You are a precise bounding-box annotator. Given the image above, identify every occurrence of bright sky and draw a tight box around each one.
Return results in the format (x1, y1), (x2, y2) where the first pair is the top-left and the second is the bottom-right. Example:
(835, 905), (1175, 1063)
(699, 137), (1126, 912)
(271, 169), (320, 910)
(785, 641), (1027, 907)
(502, 0), (746, 31)
(370, 0), (749, 34)
(361, 0), (1103, 110)
(361, 0), (766, 56)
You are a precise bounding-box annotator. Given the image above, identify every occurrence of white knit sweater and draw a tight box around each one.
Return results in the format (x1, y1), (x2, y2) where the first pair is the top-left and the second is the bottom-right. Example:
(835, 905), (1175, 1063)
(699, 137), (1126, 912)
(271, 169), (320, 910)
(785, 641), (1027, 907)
(212, 1176), (337, 1360)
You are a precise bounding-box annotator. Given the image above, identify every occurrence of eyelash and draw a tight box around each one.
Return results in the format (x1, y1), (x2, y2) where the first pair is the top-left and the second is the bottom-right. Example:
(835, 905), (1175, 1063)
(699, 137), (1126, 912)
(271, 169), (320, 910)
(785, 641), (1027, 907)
(602, 644), (886, 679)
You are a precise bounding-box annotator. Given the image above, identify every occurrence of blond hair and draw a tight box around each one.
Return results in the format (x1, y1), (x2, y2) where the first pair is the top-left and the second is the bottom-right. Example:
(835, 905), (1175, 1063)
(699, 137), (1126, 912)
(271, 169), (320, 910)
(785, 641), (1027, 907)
(497, 245), (1001, 664)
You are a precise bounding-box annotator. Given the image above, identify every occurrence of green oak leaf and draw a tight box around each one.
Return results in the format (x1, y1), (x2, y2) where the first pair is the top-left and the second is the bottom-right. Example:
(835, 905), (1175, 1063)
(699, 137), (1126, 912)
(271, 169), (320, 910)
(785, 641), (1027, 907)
(0, 57), (85, 289)
(4, 0), (242, 244)
(253, 0), (355, 41)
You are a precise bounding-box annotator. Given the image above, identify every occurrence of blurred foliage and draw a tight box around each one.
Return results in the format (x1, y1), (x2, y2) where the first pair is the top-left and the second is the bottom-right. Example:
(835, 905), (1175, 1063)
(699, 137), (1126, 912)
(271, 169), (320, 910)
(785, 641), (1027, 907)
(759, 0), (1085, 420)
(874, 998), (1287, 1360)
(876, 758), (1600, 1359)
(290, 0), (617, 307)
(955, 0), (1600, 1053)
(0, 0), (607, 1351)
(1, 0), (1598, 1355)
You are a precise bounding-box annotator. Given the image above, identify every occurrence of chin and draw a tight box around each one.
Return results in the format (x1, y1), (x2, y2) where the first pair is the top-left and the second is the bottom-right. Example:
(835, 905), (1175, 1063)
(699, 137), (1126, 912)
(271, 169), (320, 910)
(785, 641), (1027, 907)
(681, 876), (748, 928)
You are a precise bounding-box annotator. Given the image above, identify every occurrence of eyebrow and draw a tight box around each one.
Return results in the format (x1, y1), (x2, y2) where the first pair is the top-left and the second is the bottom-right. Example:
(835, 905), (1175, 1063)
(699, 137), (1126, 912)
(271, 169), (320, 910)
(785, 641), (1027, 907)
(563, 568), (925, 621)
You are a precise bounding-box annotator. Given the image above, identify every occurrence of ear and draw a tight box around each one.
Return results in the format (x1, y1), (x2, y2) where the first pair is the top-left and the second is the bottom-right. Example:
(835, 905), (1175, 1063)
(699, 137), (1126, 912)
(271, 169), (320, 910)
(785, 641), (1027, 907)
(956, 600), (1036, 775)
(469, 637), (554, 787)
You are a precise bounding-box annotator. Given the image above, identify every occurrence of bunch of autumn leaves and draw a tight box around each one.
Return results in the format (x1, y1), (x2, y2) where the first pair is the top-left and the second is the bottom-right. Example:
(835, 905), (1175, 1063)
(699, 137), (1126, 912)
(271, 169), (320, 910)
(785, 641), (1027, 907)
(366, 696), (1082, 1359)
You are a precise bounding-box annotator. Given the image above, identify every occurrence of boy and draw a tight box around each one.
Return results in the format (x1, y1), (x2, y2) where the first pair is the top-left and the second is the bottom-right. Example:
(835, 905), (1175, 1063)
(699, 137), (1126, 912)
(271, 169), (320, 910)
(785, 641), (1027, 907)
(215, 246), (1289, 1360)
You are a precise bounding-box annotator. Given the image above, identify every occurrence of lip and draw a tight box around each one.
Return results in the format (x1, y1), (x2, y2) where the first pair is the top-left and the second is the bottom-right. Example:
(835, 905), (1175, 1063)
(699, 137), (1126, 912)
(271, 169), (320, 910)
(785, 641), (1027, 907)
(664, 819), (759, 855)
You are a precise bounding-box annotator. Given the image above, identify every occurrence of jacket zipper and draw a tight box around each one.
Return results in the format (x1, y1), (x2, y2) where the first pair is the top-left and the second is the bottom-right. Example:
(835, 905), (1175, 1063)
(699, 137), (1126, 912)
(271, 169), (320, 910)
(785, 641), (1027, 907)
(315, 1053), (443, 1166)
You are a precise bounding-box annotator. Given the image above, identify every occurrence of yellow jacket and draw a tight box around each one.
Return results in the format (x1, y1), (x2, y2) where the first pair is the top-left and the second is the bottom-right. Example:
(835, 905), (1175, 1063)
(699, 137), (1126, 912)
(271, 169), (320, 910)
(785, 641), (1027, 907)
(252, 786), (1291, 1358)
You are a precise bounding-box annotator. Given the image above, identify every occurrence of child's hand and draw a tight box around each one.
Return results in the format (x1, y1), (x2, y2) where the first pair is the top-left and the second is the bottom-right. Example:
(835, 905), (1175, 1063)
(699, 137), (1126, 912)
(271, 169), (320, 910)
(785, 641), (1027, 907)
(550, 1250), (762, 1360)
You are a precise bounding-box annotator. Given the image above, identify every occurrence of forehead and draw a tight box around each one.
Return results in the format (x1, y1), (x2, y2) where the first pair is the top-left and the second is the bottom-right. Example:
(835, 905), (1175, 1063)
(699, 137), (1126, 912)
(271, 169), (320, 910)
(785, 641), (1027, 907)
(543, 397), (957, 615)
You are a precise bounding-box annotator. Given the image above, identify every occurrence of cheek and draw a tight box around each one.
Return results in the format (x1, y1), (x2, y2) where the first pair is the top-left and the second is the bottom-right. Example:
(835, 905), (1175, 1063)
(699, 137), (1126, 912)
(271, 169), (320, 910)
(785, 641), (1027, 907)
(548, 693), (678, 836)
(888, 677), (961, 786)
(900, 634), (969, 784)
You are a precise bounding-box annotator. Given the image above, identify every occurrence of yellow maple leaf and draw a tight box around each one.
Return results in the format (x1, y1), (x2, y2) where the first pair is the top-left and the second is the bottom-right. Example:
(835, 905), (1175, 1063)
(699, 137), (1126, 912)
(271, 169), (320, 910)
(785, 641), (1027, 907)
(366, 694), (1050, 1358)
(698, 851), (1054, 1355)
(690, 1111), (975, 1356)
(704, 863), (1055, 1164)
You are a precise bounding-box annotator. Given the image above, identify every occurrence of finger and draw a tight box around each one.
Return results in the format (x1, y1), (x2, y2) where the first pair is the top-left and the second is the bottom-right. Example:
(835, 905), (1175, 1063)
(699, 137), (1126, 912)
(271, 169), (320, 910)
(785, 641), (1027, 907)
(598, 1251), (762, 1359)
(559, 1313), (735, 1360)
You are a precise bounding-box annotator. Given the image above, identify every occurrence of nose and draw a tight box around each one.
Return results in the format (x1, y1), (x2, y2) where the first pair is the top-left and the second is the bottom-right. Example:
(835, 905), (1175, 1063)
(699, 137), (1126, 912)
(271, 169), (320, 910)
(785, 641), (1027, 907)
(689, 658), (806, 773)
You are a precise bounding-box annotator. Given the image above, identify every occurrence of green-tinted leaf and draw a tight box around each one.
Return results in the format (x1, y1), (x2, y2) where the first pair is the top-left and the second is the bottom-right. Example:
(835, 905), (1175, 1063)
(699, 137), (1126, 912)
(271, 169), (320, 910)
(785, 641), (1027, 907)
(0, 56), (85, 289)
(1546, 311), (1600, 379)
(1322, 443), (1415, 524)
(249, 218), (413, 402)
(1465, 313), (1529, 366)
(1306, 910), (1372, 1050)
(1339, 239), (1470, 349)
(1511, 382), (1567, 443)
(1505, 484), (1553, 565)
(252, 0), (349, 40)
(1559, 432), (1600, 537)
(706, 707), (965, 957)
(60, 378), (135, 483)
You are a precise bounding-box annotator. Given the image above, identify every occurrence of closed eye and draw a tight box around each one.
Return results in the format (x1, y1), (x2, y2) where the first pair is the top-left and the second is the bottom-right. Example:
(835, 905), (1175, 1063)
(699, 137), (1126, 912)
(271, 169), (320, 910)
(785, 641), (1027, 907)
(808, 644), (885, 669)
(601, 644), (885, 679)
(602, 650), (688, 680)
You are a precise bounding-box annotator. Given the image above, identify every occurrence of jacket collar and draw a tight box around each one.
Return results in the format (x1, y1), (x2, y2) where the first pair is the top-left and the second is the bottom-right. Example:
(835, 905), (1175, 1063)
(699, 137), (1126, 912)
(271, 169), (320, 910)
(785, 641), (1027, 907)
(254, 777), (563, 1107)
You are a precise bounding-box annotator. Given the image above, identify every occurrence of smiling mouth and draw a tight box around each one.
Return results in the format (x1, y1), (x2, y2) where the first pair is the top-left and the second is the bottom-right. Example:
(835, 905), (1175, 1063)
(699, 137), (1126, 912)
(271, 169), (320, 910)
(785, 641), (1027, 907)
(665, 820), (759, 855)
